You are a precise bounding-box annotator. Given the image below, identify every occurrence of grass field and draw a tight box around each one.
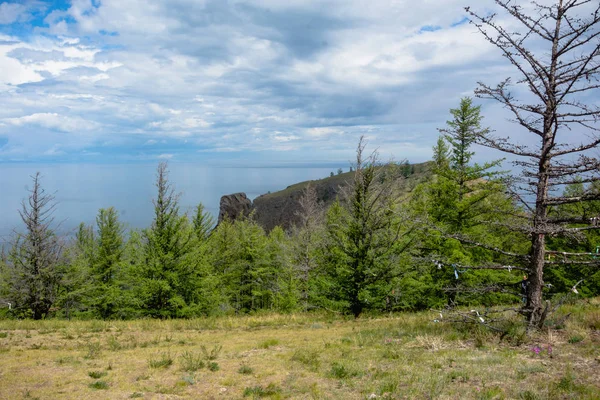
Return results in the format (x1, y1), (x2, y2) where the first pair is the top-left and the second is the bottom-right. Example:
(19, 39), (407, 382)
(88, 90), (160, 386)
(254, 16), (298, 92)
(0, 299), (598, 399)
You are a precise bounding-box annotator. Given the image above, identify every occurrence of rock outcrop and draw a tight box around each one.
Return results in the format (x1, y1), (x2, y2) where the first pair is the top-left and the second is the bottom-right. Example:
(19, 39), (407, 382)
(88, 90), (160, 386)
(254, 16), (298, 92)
(218, 192), (252, 224)
(217, 161), (433, 232)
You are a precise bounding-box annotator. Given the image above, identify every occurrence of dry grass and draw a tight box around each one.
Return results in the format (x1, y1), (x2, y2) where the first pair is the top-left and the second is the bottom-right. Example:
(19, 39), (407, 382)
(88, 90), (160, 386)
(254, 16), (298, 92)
(0, 300), (599, 399)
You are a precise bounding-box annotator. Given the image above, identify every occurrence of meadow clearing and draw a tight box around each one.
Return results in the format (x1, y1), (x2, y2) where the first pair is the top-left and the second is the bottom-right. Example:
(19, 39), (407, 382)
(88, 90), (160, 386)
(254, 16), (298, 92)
(0, 299), (598, 400)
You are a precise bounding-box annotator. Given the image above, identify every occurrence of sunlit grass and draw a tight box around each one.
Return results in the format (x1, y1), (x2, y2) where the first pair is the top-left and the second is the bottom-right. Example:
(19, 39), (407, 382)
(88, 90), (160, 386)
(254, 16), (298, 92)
(0, 299), (598, 399)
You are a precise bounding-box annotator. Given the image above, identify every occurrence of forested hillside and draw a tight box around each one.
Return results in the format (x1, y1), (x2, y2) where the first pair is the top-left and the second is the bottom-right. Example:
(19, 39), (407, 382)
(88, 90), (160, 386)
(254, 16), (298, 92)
(248, 160), (431, 232)
(1, 0), (599, 329)
(1, 117), (598, 321)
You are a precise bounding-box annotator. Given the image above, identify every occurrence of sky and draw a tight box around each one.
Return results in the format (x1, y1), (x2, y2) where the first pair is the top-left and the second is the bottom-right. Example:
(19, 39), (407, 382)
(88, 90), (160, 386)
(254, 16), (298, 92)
(0, 0), (580, 166)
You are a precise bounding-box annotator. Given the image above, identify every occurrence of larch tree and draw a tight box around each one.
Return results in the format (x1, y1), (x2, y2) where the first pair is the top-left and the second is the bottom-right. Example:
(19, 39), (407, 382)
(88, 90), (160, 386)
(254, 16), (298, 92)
(93, 207), (125, 318)
(140, 162), (194, 317)
(410, 99), (517, 309)
(291, 183), (325, 310)
(467, 0), (600, 328)
(324, 136), (412, 317)
(6, 173), (64, 319)
(437, 97), (505, 231)
(192, 203), (215, 242)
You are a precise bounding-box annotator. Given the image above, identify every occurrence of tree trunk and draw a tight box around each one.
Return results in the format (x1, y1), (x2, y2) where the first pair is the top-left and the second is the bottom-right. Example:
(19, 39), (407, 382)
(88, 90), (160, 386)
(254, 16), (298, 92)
(527, 233), (545, 328)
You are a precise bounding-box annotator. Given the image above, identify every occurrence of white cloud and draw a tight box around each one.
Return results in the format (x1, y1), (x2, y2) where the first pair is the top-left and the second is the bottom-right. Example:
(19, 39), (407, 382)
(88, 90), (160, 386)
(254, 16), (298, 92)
(0, 3), (28, 24)
(0, 0), (576, 163)
(306, 127), (342, 138)
(4, 113), (99, 132)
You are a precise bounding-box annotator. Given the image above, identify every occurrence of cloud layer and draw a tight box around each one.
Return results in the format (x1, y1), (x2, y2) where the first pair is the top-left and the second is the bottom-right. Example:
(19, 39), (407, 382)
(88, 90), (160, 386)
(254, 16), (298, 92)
(0, 0), (548, 164)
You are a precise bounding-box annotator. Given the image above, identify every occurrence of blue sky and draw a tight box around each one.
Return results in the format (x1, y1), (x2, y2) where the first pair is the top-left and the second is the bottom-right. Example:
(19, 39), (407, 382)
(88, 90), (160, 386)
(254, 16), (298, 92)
(0, 0), (570, 165)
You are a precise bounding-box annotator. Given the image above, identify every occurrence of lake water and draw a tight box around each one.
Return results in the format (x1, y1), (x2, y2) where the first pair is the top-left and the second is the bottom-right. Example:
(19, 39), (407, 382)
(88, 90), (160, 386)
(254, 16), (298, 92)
(0, 163), (346, 242)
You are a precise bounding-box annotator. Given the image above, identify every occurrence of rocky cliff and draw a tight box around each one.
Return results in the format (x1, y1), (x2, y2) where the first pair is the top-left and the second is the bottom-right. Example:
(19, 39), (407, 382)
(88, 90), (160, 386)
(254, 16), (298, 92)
(218, 161), (432, 232)
(218, 192), (253, 223)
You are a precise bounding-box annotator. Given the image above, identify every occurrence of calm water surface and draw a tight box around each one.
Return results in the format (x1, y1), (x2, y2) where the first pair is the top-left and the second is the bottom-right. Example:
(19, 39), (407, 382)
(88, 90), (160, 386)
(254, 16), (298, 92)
(0, 163), (344, 241)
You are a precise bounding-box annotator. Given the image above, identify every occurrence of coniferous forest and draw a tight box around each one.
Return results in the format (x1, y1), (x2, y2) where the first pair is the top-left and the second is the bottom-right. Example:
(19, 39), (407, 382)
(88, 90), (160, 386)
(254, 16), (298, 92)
(2, 1), (600, 398)
(1, 1), (599, 331)
(1, 96), (598, 323)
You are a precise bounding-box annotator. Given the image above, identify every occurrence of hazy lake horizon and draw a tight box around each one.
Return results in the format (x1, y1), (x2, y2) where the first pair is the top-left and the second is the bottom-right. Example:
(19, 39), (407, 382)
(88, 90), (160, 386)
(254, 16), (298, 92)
(0, 162), (348, 243)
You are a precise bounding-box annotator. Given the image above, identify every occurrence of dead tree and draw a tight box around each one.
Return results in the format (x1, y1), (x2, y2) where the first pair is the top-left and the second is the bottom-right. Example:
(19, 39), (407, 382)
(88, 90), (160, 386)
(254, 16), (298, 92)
(291, 183), (325, 310)
(6, 173), (63, 319)
(466, 0), (600, 328)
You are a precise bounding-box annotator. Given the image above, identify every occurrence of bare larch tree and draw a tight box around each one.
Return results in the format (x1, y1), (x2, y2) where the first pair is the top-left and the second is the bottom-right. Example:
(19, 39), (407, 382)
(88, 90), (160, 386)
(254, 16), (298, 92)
(7, 173), (63, 319)
(466, 0), (600, 328)
(292, 183), (325, 310)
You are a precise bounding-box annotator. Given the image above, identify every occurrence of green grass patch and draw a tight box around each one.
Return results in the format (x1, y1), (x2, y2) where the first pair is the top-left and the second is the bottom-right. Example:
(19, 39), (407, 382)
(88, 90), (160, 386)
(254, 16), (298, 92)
(87, 370), (107, 379)
(88, 380), (109, 390)
(258, 338), (280, 349)
(148, 352), (174, 369)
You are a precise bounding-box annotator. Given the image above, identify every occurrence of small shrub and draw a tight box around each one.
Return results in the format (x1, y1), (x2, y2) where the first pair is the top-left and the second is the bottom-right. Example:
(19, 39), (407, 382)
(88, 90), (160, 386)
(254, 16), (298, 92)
(238, 364), (254, 375)
(208, 361), (220, 371)
(0, 332), (8, 338)
(129, 393), (144, 399)
(200, 344), (222, 360)
(88, 371), (107, 379)
(180, 351), (204, 372)
(89, 381), (109, 390)
(148, 352), (173, 369)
